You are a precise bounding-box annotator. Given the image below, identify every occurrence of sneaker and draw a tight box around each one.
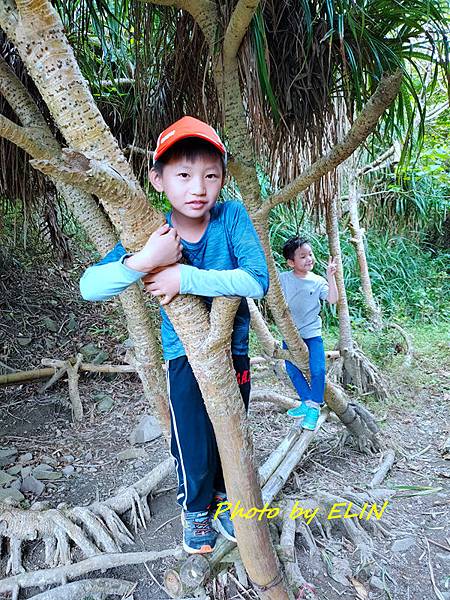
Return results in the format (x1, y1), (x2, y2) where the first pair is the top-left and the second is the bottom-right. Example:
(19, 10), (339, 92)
(287, 402), (308, 419)
(302, 404), (321, 431)
(211, 492), (236, 542)
(181, 510), (217, 554)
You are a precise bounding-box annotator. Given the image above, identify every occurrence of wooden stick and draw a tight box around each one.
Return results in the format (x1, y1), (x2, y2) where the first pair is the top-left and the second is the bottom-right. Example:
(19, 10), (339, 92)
(0, 361), (137, 386)
(24, 578), (134, 600)
(0, 550), (181, 593)
(370, 449), (395, 488)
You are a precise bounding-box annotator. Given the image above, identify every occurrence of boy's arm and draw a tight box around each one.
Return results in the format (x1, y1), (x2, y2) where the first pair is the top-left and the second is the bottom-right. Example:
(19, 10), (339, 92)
(79, 243), (146, 301)
(80, 225), (182, 301)
(180, 202), (269, 298)
(325, 256), (338, 304)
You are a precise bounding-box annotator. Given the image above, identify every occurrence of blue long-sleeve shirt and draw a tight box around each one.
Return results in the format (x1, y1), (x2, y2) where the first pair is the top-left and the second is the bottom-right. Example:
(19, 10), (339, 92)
(80, 201), (269, 359)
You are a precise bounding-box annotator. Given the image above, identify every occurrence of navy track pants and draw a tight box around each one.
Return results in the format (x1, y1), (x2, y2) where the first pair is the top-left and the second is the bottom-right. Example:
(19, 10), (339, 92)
(166, 354), (250, 512)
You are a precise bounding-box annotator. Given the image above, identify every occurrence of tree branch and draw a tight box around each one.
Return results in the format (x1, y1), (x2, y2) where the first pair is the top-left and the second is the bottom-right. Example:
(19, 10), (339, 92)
(0, 114), (51, 157)
(223, 0), (260, 62)
(260, 70), (403, 216)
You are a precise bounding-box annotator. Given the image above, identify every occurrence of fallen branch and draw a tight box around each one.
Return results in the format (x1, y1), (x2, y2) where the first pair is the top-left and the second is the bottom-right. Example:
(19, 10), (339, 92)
(27, 578), (135, 600)
(370, 449), (395, 488)
(0, 550), (181, 593)
(0, 361), (137, 386)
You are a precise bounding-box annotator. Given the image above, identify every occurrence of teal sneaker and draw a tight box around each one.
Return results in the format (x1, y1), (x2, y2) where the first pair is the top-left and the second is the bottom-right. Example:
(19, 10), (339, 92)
(302, 404), (321, 431)
(211, 492), (236, 542)
(287, 402), (308, 419)
(181, 510), (217, 554)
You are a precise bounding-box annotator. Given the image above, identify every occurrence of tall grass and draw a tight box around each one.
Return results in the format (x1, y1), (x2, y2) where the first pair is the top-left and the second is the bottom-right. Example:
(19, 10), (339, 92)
(270, 204), (449, 326)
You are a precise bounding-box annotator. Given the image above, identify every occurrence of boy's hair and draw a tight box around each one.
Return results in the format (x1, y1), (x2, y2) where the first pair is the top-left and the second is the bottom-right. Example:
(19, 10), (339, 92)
(152, 138), (226, 177)
(282, 237), (310, 261)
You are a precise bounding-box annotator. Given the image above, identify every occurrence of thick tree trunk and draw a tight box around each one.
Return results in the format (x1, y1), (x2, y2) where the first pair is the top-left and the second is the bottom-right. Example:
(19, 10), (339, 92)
(347, 176), (383, 329)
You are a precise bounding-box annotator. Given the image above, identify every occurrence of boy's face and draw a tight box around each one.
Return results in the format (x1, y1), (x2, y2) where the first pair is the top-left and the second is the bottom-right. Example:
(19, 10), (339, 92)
(288, 244), (315, 274)
(150, 154), (224, 221)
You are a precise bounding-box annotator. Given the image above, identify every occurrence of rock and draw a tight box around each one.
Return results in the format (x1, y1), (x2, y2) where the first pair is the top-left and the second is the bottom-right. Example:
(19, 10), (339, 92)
(92, 350), (109, 365)
(41, 455), (58, 467)
(80, 343), (101, 361)
(117, 448), (148, 462)
(62, 465), (75, 478)
(43, 317), (59, 332)
(391, 537), (415, 553)
(21, 466), (32, 478)
(19, 452), (33, 464)
(63, 455), (75, 464)
(129, 415), (162, 445)
(10, 478), (22, 490)
(0, 447), (18, 467)
(0, 470), (16, 487)
(0, 488), (25, 502)
(66, 316), (78, 332)
(94, 394), (114, 413)
(21, 476), (45, 496)
(17, 337), (32, 346)
(369, 576), (384, 590)
(6, 465), (21, 476)
(32, 467), (63, 481)
(134, 460), (144, 469)
(85, 450), (93, 461)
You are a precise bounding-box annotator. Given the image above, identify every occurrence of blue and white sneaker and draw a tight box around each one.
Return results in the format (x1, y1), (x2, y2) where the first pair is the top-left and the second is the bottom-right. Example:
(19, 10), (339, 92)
(287, 402), (308, 419)
(181, 510), (217, 554)
(211, 492), (236, 542)
(302, 402), (322, 431)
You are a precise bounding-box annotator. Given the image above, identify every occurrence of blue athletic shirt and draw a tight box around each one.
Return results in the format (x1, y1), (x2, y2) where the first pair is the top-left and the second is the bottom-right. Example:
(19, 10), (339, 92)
(80, 201), (269, 360)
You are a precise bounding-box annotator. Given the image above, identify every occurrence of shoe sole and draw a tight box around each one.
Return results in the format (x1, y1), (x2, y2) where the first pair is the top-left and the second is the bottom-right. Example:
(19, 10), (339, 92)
(302, 422), (318, 430)
(212, 518), (237, 543)
(182, 541), (215, 554)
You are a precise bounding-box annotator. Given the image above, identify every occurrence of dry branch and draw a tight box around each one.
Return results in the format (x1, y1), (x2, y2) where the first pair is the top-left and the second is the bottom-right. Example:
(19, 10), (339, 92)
(0, 550), (181, 594)
(27, 578), (135, 600)
(370, 449), (395, 488)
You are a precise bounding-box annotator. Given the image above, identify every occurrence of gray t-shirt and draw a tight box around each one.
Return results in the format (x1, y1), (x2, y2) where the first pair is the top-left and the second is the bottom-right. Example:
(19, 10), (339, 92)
(279, 271), (329, 339)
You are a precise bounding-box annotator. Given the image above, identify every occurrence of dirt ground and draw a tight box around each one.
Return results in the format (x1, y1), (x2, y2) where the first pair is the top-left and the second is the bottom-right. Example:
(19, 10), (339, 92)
(0, 247), (449, 600)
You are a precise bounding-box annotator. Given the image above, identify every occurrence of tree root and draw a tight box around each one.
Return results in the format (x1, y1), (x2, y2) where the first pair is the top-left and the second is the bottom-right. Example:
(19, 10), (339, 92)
(27, 578), (135, 600)
(328, 345), (389, 401)
(0, 458), (173, 577)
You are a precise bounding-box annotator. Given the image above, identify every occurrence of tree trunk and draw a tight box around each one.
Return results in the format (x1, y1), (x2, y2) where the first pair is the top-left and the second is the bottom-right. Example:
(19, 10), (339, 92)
(325, 192), (354, 352)
(347, 176), (383, 329)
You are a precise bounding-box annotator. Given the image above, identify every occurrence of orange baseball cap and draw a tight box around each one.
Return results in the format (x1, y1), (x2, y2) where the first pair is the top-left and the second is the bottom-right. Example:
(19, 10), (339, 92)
(154, 116), (226, 162)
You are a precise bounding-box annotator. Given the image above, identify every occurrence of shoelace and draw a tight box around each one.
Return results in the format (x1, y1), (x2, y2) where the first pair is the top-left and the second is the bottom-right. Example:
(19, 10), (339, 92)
(188, 513), (212, 536)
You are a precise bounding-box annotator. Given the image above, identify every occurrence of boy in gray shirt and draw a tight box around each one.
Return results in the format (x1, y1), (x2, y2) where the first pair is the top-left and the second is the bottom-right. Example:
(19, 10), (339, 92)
(279, 237), (338, 430)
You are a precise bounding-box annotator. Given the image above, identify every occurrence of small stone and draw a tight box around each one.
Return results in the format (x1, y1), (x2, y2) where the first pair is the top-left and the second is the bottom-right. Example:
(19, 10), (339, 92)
(95, 394), (114, 413)
(43, 317), (59, 332)
(21, 476), (45, 496)
(66, 317), (78, 332)
(62, 465), (75, 478)
(17, 337), (32, 346)
(41, 455), (58, 467)
(0, 470), (16, 486)
(80, 343), (101, 361)
(10, 478), (22, 490)
(117, 448), (148, 462)
(0, 488), (25, 502)
(63, 455), (75, 464)
(92, 350), (109, 365)
(0, 447), (18, 467)
(134, 460), (144, 469)
(6, 465), (21, 476)
(84, 450), (93, 461)
(19, 452), (33, 464)
(21, 466), (32, 478)
(129, 415), (162, 445)
(369, 576), (384, 590)
(391, 537), (415, 553)
(32, 467), (63, 481)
